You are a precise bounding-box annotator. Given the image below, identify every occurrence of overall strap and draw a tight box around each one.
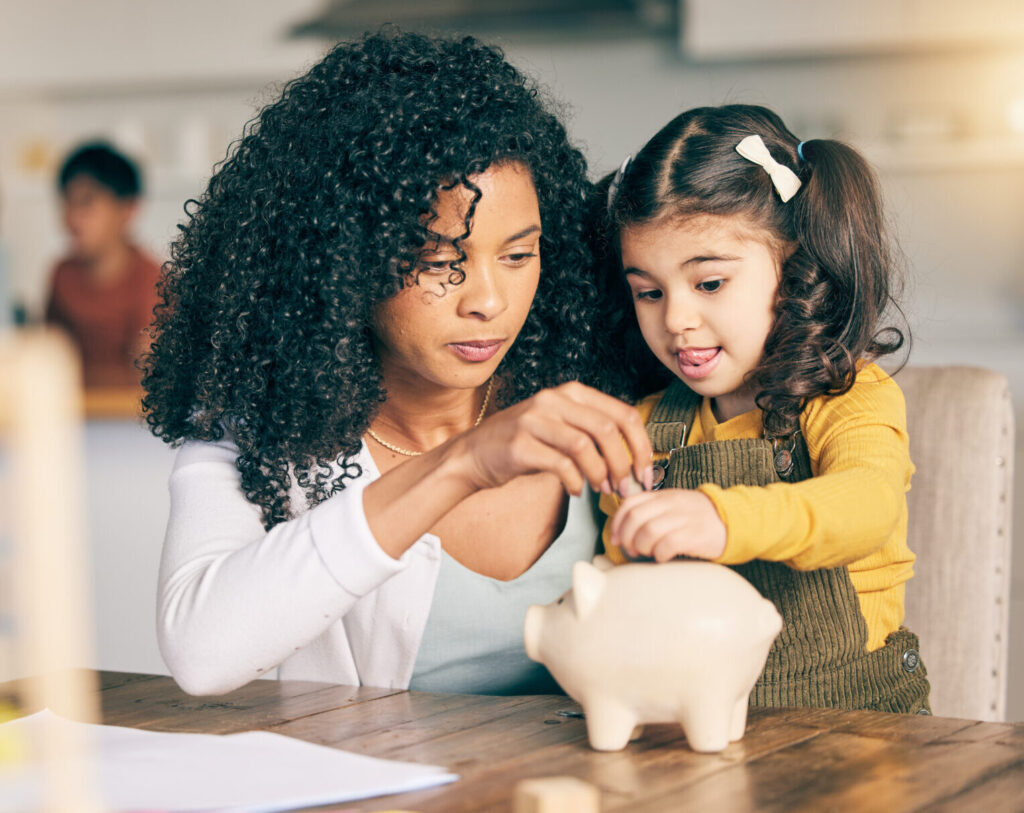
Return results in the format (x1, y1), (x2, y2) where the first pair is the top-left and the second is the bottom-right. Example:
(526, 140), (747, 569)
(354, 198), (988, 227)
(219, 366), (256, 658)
(646, 380), (701, 454)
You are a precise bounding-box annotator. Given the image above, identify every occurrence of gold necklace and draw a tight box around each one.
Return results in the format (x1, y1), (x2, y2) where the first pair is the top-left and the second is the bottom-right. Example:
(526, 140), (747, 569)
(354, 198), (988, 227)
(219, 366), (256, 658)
(366, 377), (494, 457)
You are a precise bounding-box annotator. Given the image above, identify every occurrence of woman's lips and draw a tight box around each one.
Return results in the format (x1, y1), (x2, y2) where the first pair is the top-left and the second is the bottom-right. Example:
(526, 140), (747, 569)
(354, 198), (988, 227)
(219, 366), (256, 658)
(676, 346), (721, 379)
(449, 340), (504, 362)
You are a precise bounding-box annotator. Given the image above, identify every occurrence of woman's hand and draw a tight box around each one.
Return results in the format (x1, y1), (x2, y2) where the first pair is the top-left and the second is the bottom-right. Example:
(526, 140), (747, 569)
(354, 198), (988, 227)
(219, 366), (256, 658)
(609, 488), (727, 562)
(456, 381), (652, 497)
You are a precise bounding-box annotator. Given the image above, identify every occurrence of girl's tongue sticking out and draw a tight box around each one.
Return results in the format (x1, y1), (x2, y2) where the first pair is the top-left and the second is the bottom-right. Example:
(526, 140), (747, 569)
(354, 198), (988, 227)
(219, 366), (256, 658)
(677, 347), (721, 379)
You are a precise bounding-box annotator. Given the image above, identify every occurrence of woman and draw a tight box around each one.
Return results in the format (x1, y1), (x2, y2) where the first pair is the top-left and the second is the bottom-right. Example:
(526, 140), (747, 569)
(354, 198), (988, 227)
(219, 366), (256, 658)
(145, 30), (651, 695)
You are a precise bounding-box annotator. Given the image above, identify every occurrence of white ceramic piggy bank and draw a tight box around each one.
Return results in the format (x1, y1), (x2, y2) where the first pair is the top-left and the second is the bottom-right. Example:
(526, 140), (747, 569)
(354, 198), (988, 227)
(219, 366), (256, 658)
(523, 556), (782, 753)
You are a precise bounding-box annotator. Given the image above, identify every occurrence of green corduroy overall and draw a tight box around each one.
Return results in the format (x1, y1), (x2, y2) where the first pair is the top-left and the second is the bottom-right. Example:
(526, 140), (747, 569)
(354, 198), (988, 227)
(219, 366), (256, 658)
(647, 380), (931, 714)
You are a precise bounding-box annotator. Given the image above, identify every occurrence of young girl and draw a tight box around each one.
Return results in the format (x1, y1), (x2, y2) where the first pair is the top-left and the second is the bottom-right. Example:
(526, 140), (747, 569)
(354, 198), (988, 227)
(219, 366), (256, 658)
(598, 104), (930, 714)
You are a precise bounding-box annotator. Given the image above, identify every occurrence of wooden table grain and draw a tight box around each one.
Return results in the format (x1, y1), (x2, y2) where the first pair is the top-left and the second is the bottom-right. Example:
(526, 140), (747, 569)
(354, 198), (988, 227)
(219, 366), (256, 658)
(9, 671), (1024, 811)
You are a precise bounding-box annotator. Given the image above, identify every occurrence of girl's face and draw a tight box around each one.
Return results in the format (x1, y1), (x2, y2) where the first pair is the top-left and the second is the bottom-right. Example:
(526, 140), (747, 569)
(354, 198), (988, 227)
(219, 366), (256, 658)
(372, 161), (543, 393)
(620, 214), (783, 422)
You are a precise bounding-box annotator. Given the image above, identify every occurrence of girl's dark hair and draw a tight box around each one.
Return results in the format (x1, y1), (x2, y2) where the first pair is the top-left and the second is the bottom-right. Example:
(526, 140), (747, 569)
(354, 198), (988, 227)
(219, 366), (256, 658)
(597, 103), (907, 437)
(142, 29), (599, 529)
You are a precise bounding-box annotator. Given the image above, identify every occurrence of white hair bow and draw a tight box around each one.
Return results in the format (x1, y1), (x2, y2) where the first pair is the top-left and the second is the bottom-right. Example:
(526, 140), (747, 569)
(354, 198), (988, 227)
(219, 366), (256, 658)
(735, 135), (801, 203)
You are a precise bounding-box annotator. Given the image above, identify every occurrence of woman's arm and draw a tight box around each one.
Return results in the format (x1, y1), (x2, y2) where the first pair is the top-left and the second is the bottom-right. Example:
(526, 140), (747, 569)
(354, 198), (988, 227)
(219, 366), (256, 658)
(159, 382), (651, 694)
(157, 437), (403, 695)
(364, 381), (653, 558)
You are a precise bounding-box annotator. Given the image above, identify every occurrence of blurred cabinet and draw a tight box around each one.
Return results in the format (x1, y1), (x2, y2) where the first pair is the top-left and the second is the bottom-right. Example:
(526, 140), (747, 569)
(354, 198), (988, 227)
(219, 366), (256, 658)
(682, 0), (1024, 60)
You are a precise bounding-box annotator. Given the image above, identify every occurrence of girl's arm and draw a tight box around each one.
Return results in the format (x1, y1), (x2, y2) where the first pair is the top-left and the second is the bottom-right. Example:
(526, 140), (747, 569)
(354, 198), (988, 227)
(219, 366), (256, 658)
(702, 366), (913, 570)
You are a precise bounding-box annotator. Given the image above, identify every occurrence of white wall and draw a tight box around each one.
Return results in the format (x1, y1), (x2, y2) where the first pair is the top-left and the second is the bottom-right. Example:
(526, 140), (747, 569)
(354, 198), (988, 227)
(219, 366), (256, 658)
(0, 0), (325, 89)
(1, 3), (1021, 718)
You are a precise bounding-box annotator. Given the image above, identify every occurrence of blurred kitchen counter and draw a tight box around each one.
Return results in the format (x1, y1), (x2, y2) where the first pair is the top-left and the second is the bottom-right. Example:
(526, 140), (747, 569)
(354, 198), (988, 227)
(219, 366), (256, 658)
(82, 385), (144, 420)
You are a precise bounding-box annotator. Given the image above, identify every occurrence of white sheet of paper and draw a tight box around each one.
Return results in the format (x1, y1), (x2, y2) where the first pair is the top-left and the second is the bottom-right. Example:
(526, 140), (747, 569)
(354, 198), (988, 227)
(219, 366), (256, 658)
(0, 709), (458, 812)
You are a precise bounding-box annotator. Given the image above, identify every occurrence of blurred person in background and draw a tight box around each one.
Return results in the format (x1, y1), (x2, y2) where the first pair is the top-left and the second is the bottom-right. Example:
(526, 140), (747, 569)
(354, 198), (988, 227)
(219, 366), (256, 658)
(45, 141), (160, 387)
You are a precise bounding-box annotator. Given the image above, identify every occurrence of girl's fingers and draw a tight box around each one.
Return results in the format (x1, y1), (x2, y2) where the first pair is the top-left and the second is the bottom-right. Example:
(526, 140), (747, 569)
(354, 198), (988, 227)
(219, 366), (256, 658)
(651, 537), (687, 564)
(610, 488), (724, 562)
(629, 512), (681, 559)
(608, 490), (659, 546)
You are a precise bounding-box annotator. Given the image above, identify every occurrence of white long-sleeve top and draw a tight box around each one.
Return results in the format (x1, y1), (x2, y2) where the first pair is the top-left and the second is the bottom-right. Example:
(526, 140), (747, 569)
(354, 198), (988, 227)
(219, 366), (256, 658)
(157, 435), (443, 695)
(157, 434), (598, 696)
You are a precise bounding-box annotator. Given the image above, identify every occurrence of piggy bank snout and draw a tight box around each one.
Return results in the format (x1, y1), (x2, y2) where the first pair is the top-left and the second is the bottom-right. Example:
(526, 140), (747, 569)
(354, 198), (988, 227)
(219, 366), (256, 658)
(523, 604), (545, 662)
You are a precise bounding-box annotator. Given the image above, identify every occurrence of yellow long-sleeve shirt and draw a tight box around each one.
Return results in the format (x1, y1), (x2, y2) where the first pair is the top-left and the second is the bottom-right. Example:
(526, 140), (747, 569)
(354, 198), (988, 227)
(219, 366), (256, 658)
(601, 363), (916, 651)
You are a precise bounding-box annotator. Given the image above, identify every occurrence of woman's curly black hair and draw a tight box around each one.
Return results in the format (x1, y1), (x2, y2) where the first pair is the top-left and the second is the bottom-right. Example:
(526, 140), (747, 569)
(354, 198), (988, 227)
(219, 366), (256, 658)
(142, 29), (603, 529)
(594, 104), (908, 437)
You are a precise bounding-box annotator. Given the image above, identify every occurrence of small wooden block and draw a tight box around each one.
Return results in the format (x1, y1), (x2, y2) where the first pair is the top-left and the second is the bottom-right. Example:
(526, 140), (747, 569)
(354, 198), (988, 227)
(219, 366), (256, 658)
(513, 776), (600, 813)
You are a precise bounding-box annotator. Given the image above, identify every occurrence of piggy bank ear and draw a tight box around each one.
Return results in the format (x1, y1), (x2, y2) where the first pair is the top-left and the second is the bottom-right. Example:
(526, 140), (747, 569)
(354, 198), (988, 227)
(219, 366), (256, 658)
(572, 560), (607, 620)
(591, 554), (614, 572)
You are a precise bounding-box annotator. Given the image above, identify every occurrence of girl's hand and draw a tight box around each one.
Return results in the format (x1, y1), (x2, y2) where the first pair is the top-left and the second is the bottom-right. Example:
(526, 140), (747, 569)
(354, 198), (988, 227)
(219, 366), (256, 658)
(456, 381), (652, 497)
(609, 488), (727, 562)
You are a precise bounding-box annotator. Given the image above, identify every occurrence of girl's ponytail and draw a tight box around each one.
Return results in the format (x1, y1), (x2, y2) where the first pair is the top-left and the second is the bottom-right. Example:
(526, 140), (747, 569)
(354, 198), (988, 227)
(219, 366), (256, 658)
(757, 137), (907, 437)
(791, 138), (904, 365)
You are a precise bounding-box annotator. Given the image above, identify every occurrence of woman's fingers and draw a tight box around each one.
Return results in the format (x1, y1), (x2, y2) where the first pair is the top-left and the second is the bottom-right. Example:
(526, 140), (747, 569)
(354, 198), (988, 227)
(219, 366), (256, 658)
(508, 419), (602, 494)
(461, 382), (650, 494)
(556, 382), (652, 484)
(512, 435), (588, 496)
(524, 394), (640, 493)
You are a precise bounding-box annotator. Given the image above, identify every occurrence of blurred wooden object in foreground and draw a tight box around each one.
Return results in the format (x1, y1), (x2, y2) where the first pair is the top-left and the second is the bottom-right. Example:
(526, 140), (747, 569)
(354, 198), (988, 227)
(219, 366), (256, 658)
(0, 328), (103, 812)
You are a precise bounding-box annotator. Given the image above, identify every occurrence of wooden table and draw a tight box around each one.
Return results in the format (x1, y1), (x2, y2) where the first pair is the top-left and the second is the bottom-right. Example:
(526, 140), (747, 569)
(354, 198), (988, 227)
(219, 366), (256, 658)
(12, 671), (1024, 811)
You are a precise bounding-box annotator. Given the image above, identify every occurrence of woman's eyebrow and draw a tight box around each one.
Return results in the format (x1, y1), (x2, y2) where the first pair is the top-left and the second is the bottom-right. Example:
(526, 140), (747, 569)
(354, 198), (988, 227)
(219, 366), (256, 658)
(426, 224), (541, 250)
(504, 225), (541, 243)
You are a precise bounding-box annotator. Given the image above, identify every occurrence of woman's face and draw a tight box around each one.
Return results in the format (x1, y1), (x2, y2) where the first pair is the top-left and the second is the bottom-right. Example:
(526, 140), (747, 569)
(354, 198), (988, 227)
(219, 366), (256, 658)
(372, 161), (543, 392)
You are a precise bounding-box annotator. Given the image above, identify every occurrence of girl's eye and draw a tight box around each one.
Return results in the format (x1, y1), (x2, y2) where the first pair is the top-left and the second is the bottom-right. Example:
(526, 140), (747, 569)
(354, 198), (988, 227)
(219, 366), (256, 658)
(696, 279), (724, 293)
(634, 289), (662, 301)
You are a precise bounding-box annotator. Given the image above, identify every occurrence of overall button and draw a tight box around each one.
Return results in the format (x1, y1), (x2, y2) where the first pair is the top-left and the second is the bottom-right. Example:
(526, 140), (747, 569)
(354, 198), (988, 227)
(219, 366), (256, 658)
(902, 648), (920, 673)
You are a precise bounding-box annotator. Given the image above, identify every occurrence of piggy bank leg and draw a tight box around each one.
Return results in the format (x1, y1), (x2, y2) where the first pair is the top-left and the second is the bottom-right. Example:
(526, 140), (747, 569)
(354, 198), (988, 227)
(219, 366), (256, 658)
(729, 694), (749, 742)
(630, 724), (645, 742)
(583, 698), (638, 752)
(678, 693), (735, 753)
